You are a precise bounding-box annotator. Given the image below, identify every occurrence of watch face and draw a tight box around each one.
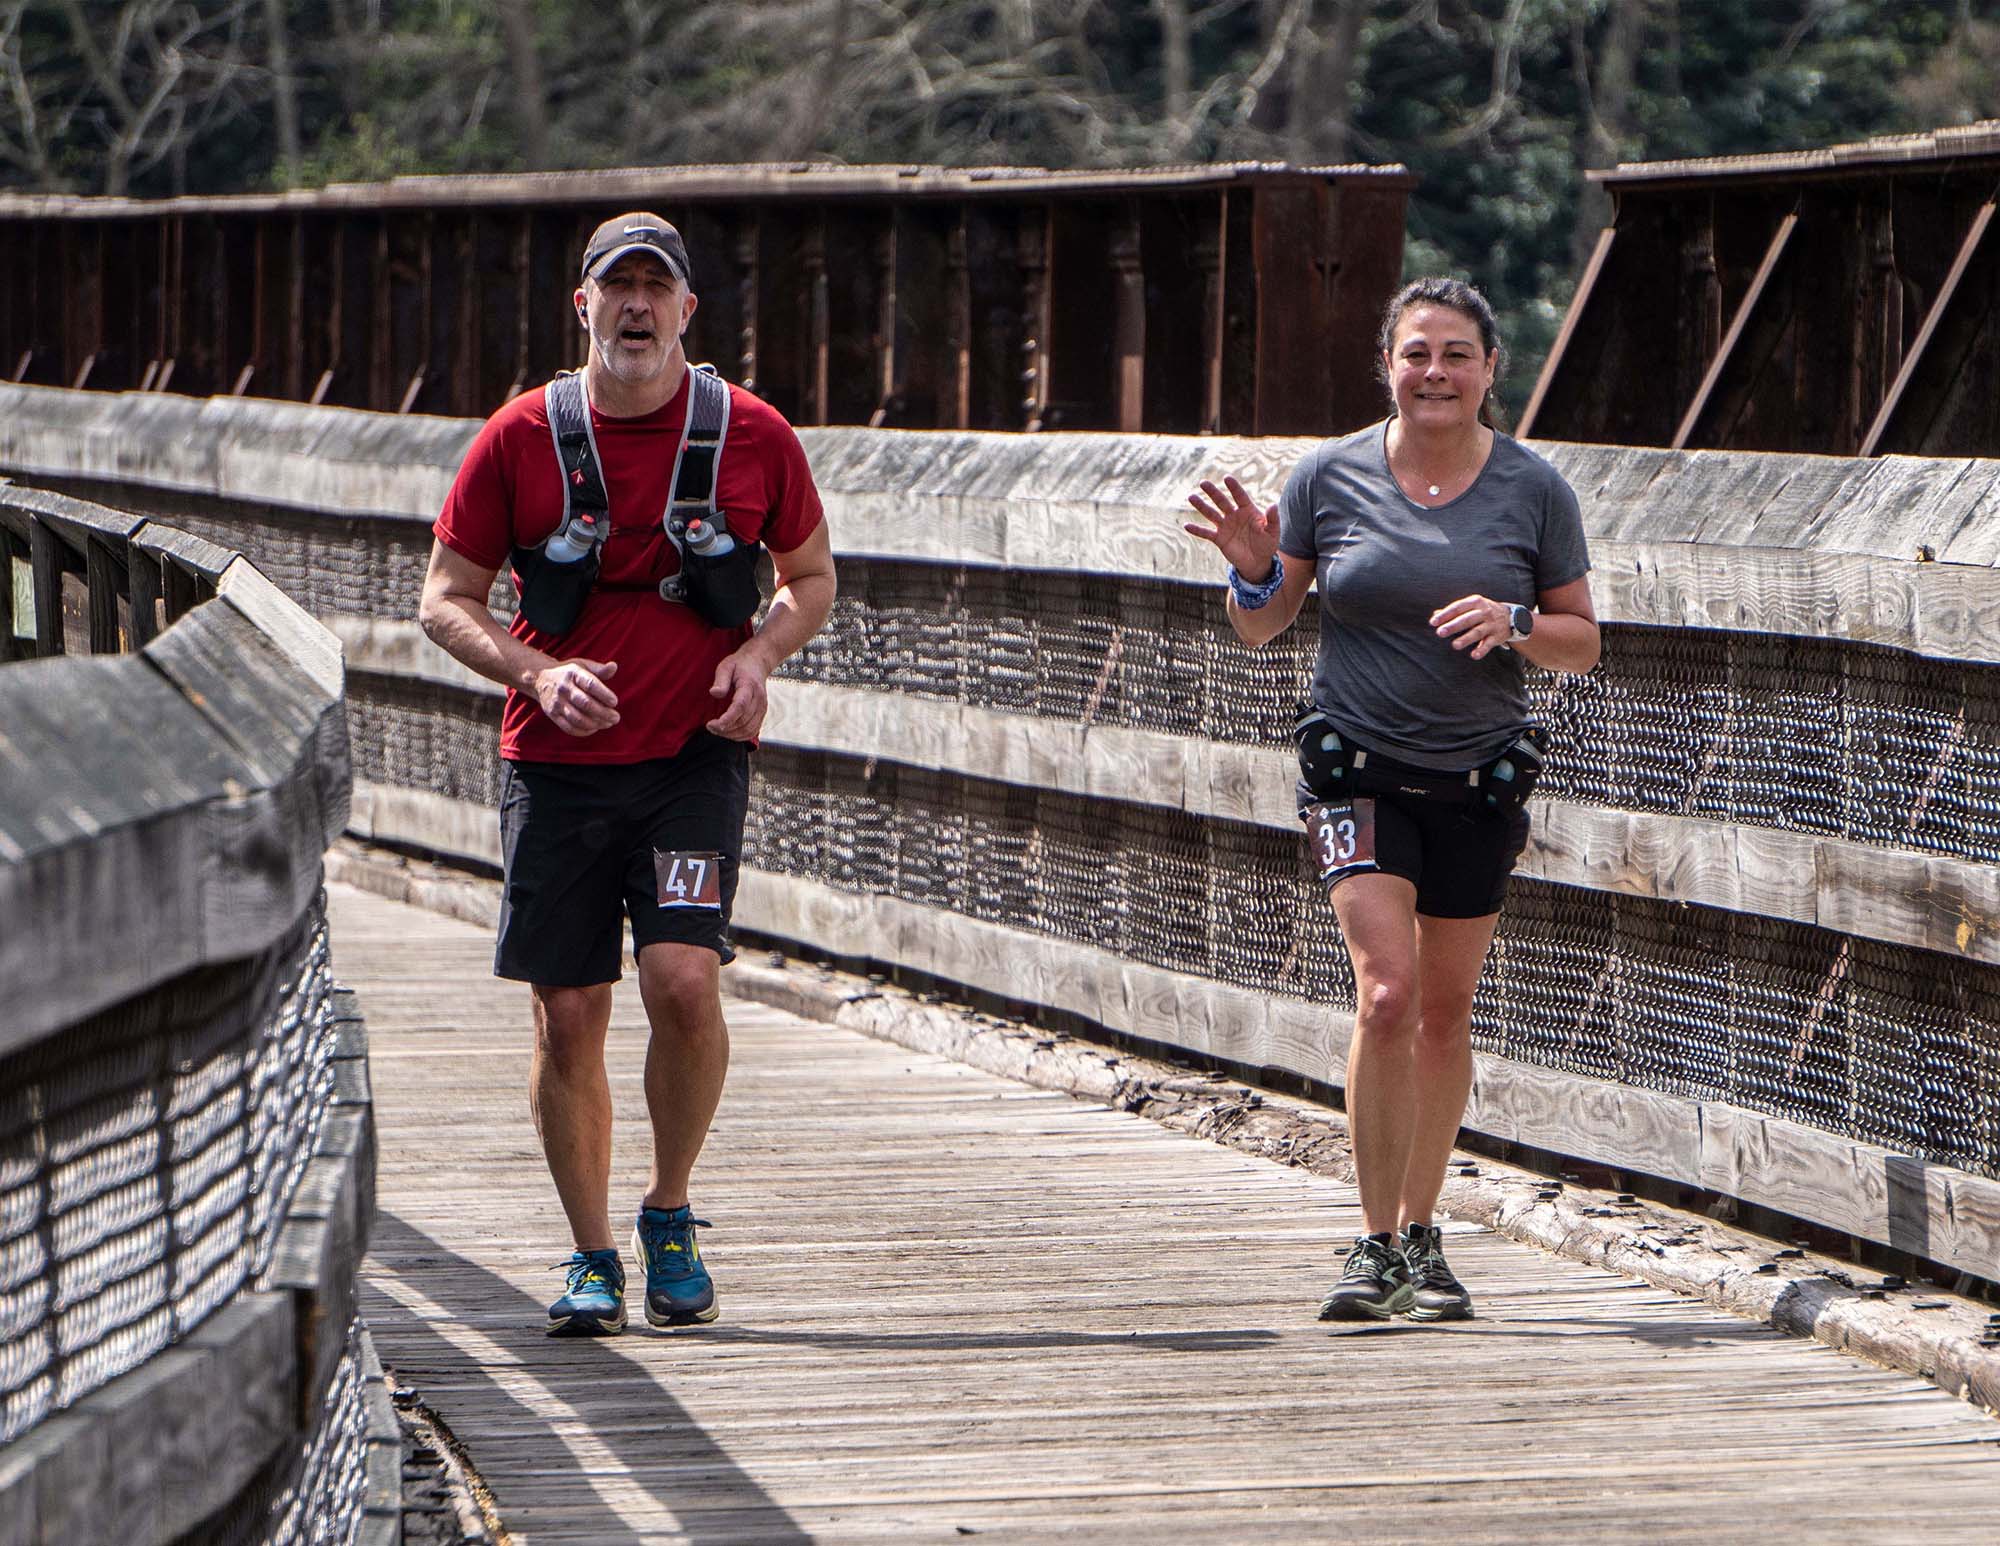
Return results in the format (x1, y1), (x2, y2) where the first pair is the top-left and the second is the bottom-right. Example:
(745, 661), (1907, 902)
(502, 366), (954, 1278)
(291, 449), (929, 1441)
(1511, 605), (1533, 636)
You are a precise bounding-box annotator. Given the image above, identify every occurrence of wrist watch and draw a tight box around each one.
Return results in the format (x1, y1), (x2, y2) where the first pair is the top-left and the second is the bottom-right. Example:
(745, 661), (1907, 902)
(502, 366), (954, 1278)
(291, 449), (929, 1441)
(1506, 604), (1535, 643)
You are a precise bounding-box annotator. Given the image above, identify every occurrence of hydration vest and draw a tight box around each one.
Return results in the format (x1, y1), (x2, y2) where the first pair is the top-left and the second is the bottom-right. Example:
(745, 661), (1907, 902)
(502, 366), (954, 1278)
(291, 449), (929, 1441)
(512, 363), (759, 635)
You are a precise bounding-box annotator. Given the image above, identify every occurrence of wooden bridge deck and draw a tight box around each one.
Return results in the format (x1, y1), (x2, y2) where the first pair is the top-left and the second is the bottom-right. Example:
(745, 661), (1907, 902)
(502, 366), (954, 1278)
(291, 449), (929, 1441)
(330, 884), (2000, 1544)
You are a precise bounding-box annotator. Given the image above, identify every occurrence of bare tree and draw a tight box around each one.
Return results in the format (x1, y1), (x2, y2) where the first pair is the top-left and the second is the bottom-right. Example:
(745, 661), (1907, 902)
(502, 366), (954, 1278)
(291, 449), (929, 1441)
(1156, 0), (1193, 124)
(0, 3), (69, 188)
(1569, 0), (1645, 269)
(780, 0), (856, 160)
(262, 0), (297, 181)
(49, 0), (257, 195)
(498, 0), (550, 169)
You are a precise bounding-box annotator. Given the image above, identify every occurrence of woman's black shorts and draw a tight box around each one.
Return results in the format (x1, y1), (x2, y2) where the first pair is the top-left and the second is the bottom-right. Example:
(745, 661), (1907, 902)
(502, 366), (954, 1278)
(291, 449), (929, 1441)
(495, 734), (750, 987)
(1298, 763), (1531, 920)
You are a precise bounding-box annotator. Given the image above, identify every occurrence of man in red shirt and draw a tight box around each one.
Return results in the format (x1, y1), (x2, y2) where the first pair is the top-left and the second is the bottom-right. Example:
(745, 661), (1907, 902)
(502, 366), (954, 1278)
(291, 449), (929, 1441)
(418, 213), (835, 1336)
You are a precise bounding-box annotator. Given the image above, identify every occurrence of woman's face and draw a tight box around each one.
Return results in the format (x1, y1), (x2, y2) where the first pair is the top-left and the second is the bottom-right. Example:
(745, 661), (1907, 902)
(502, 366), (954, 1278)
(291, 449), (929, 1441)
(1384, 304), (1496, 431)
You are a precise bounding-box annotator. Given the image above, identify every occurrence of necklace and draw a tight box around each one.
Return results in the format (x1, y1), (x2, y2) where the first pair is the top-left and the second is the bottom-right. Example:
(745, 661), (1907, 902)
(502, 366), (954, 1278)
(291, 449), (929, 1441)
(1404, 435), (1480, 500)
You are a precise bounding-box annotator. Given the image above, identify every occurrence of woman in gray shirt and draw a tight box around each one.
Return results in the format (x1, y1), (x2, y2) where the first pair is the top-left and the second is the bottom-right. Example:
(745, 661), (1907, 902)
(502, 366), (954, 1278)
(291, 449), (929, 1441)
(1186, 277), (1600, 1323)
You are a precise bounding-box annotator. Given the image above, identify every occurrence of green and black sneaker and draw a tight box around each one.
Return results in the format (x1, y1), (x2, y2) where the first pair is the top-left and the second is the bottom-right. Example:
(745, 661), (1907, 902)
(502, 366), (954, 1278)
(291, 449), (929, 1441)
(1401, 1221), (1474, 1322)
(1318, 1232), (1415, 1321)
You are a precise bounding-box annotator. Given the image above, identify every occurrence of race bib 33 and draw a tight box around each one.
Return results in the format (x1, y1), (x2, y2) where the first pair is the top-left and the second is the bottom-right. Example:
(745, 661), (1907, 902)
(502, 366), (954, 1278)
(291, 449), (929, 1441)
(1302, 799), (1378, 889)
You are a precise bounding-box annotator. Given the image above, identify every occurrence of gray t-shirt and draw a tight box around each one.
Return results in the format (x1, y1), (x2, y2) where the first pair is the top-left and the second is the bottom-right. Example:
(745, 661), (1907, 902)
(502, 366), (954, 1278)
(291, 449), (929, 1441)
(1277, 420), (1590, 770)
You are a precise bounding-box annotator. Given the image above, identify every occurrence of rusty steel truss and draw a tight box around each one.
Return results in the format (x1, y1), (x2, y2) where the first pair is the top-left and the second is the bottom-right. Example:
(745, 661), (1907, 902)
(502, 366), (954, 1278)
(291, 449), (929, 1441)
(1520, 122), (2000, 456)
(0, 162), (1411, 438)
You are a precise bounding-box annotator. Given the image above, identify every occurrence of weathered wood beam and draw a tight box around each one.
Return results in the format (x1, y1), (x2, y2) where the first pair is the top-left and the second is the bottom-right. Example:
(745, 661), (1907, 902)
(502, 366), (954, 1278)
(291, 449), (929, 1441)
(1858, 199), (1998, 458)
(28, 516), (64, 654)
(1671, 211), (1799, 450)
(127, 543), (163, 648)
(84, 536), (122, 653)
(1518, 225), (1616, 440)
(0, 526), (19, 663)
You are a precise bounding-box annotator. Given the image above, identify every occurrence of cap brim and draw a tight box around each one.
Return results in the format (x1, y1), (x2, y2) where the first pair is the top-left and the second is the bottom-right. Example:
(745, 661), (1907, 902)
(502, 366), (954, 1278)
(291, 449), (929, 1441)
(584, 241), (688, 284)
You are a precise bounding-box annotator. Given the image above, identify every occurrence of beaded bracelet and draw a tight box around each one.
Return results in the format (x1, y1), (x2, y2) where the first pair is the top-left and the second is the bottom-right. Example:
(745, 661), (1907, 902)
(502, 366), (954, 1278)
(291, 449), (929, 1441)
(1228, 561), (1285, 611)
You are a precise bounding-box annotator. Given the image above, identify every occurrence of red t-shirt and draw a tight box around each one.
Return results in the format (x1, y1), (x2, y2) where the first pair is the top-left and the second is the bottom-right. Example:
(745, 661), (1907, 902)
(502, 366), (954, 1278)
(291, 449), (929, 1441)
(434, 372), (824, 764)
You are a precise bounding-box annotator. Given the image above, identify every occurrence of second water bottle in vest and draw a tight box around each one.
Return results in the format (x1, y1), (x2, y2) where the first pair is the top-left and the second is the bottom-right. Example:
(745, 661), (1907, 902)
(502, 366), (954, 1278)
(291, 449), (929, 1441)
(681, 516), (761, 627)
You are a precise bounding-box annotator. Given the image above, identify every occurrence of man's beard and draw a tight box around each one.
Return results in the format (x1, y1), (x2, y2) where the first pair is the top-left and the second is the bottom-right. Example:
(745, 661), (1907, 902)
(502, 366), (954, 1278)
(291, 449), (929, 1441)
(591, 319), (672, 384)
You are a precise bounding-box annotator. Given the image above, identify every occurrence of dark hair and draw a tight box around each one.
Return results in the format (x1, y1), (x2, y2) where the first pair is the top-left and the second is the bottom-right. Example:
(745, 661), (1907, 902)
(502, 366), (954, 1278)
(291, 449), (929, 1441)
(1376, 277), (1505, 428)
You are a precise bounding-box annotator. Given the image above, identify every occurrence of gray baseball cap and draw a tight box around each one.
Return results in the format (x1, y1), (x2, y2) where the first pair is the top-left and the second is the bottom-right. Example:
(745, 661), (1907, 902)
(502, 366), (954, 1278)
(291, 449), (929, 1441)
(580, 212), (692, 286)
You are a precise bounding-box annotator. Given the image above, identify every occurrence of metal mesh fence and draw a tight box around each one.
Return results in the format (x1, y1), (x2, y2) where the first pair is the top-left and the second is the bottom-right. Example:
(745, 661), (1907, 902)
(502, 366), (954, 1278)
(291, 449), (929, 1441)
(745, 749), (2000, 1180)
(345, 675), (506, 813)
(0, 894), (339, 1445)
(326, 551), (2000, 1186)
(267, 1323), (371, 1546)
(785, 563), (2000, 864)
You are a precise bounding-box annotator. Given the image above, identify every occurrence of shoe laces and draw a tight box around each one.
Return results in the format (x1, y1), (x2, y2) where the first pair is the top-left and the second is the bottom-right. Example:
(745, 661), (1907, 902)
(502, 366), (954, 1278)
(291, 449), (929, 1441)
(559, 1251), (619, 1297)
(1339, 1234), (1398, 1283)
(638, 1209), (712, 1264)
(1404, 1227), (1456, 1288)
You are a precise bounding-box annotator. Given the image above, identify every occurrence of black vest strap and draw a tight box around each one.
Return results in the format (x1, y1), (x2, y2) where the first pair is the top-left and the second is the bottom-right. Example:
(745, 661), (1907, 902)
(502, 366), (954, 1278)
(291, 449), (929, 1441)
(545, 371), (610, 535)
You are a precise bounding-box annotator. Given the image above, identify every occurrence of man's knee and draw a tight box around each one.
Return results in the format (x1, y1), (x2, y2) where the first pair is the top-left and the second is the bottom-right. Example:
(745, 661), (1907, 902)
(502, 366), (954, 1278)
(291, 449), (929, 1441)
(533, 984), (611, 1071)
(637, 943), (722, 1031)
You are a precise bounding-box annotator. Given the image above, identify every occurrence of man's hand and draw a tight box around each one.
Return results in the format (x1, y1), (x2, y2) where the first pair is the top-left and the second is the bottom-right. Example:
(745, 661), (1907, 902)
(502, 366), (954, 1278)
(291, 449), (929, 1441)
(535, 658), (620, 736)
(707, 649), (770, 740)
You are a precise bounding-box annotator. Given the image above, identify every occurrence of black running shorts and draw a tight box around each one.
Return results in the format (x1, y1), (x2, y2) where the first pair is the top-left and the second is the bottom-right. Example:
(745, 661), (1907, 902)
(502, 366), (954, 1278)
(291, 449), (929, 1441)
(495, 734), (751, 986)
(1299, 764), (1531, 920)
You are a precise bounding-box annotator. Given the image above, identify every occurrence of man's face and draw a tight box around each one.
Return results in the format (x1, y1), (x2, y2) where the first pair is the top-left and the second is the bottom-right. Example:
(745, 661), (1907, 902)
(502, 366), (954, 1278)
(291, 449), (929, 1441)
(577, 252), (697, 387)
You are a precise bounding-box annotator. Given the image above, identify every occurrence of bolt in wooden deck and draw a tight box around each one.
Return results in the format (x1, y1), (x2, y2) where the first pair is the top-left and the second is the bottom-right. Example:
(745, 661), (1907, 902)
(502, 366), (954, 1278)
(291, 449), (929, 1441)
(331, 884), (2000, 1544)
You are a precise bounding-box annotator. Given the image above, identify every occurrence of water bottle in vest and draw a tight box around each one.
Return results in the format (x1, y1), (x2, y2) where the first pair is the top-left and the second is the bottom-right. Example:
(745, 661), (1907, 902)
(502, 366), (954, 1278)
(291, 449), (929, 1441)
(679, 514), (761, 627)
(684, 518), (734, 558)
(544, 513), (599, 565)
(516, 511), (602, 635)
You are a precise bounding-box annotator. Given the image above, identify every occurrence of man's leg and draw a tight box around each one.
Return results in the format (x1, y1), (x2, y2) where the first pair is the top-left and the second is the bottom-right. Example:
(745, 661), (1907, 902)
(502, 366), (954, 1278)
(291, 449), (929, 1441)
(529, 981), (617, 1250)
(627, 940), (729, 1326)
(635, 941), (730, 1209)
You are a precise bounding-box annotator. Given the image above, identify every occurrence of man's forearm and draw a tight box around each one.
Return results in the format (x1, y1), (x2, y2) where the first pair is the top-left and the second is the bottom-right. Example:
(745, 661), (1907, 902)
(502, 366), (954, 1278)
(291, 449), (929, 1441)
(740, 571), (835, 672)
(421, 593), (553, 693)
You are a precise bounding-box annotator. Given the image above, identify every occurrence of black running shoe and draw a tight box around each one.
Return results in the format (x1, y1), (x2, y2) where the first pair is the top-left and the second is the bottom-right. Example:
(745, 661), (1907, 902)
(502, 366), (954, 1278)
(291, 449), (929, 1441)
(1318, 1232), (1415, 1321)
(1401, 1221), (1474, 1321)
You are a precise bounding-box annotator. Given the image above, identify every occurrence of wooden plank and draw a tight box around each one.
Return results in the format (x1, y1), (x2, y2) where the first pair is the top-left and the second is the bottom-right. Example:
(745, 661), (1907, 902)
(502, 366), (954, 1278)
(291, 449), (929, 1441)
(0, 1292), (296, 1546)
(126, 544), (163, 648)
(331, 883), (2000, 1545)
(1860, 199), (1998, 457)
(0, 524), (20, 663)
(348, 779), (500, 869)
(27, 515), (64, 654)
(82, 536), (123, 654)
(1517, 226), (1616, 439)
(1671, 212), (1799, 451)
(726, 868), (2000, 1280)
(1586, 537), (2000, 662)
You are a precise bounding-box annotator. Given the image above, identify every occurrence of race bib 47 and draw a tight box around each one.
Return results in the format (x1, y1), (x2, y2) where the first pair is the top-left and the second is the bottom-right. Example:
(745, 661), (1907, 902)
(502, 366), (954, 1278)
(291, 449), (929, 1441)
(654, 849), (723, 909)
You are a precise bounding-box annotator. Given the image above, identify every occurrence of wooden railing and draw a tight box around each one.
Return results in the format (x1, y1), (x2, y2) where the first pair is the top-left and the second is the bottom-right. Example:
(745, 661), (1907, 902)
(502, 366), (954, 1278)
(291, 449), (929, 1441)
(4, 380), (1996, 1292)
(0, 480), (393, 1545)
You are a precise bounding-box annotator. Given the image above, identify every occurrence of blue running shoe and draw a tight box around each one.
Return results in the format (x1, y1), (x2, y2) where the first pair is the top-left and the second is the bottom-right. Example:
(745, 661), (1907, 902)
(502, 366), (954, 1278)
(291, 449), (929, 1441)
(547, 1247), (626, 1337)
(632, 1205), (718, 1326)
